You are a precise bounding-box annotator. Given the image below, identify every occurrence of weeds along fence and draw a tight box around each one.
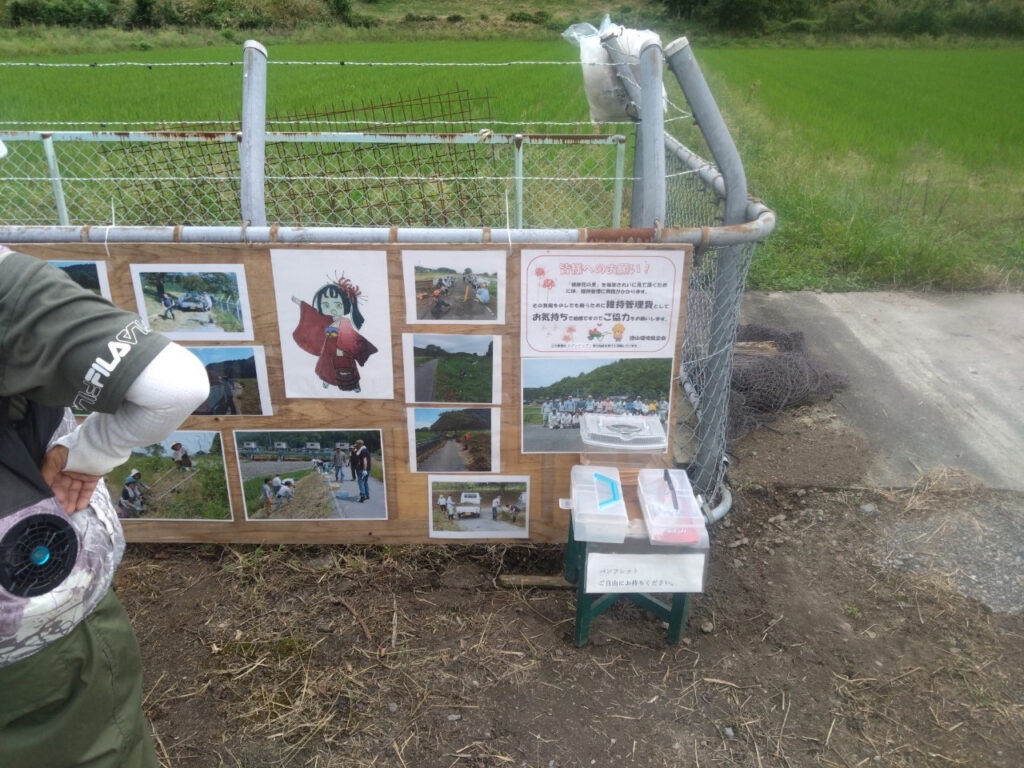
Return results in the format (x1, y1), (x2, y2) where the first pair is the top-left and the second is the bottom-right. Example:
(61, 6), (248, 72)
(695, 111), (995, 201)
(0, 33), (774, 515)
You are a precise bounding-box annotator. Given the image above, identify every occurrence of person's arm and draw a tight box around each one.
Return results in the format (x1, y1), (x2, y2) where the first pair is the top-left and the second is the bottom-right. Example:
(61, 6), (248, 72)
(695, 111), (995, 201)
(43, 343), (207, 512)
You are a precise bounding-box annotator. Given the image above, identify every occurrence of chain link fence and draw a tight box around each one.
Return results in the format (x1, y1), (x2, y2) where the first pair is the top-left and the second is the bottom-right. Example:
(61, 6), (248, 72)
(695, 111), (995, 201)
(0, 129), (627, 229)
(661, 139), (754, 499)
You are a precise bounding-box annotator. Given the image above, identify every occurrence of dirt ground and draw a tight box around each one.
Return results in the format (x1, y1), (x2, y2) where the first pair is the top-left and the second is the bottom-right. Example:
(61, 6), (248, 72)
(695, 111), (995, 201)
(117, 403), (1024, 768)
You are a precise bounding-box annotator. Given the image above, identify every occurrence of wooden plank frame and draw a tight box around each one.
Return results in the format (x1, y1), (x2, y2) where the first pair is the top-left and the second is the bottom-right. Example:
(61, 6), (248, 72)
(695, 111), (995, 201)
(21, 242), (690, 544)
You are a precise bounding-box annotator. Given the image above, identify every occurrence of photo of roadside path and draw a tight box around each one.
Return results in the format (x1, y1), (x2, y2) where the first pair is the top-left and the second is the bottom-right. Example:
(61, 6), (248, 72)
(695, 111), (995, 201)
(418, 438), (471, 472)
(235, 429), (386, 521)
(414, 357), (439, 401)
(406, 333), (498, 404)
(410, 407), (494, 472)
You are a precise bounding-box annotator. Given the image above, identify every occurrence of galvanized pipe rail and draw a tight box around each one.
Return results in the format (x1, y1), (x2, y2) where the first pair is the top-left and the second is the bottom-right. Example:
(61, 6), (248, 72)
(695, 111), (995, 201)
(0, 213), (773, 246)
(664, 36), (754, 502)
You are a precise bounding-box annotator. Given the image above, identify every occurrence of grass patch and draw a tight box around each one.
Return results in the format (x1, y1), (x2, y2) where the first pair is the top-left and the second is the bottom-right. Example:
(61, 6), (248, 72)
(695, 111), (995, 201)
(688, 48), (1024, 289)
(242, 468), (318, 516)
(433, 354), (492, 402)
(523, 403), (543, 426)
(105, 454), (230, 520)
(431, 507), (460, 531)
(0, 39), (585, 125)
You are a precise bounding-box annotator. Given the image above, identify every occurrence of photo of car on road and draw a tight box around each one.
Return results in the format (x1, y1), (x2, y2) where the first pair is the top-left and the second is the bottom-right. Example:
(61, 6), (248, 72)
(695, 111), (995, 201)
(130, 263), (254, 341)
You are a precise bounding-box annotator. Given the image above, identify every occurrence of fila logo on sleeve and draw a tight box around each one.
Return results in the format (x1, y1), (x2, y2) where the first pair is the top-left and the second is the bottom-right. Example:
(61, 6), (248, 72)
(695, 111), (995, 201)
(72, 320), (151, 411)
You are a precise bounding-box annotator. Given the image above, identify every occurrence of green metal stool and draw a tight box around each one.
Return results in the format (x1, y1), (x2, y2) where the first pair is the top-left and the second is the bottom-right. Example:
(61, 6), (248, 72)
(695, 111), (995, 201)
(564, 518), (692, 647)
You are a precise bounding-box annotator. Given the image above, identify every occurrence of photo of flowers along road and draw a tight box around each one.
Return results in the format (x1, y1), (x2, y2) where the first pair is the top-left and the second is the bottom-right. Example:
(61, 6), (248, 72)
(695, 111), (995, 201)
(412, 333), (495, 404)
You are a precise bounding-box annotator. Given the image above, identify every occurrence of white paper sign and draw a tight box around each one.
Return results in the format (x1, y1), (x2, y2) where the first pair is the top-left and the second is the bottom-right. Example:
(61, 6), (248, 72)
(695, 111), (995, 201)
(521, 248), (685, 356)
(585, 551), (706, 594)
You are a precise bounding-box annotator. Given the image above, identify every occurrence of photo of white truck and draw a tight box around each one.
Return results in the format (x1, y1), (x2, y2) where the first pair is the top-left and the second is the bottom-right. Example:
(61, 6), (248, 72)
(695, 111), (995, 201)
(453, 491), (481, 518)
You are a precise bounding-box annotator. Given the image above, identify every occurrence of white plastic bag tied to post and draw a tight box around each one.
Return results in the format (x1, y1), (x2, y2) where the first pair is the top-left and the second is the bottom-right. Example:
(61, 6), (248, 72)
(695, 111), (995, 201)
(562, 16), (667, 124)
(561, 19), (630, 123)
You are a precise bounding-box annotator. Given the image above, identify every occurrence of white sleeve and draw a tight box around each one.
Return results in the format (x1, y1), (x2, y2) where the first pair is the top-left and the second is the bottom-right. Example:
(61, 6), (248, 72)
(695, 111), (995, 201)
(55, 343), (208, 476)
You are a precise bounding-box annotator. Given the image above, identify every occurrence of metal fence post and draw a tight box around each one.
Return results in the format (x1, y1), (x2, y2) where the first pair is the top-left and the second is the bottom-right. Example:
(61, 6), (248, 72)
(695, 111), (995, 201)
(664, 37), (750, 499)
(513, 134), (524, 228)
(612, 135), (626, 228)
(240, 40), (268, 226)
(604, 29), (665, 228)
(42, 134), (69, 226)
(636, 41), (666, 228)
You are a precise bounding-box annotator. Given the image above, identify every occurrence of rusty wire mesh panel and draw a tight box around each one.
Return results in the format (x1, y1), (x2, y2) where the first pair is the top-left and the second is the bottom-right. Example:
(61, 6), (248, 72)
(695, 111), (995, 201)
(265, 91), (506, 227)
(101, 137), (241, 225)
(263, 138), (508, 228)
(0, 89), (628, 229)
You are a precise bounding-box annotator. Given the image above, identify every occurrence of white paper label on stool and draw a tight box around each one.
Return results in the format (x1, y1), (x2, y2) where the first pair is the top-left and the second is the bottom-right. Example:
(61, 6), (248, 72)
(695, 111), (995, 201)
(584, 552), (705, 594)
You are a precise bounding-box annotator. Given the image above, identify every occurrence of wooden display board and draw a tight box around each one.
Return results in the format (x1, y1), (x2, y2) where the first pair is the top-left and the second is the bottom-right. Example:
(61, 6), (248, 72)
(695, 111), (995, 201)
(22, 242), (690, 544)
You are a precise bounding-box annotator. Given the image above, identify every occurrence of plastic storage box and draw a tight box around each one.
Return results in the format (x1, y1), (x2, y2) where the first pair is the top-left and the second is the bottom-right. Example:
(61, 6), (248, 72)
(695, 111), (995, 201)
(637, 468), (708, 547)
(579, 413), (667, 452)
(566, 465), (629, 543)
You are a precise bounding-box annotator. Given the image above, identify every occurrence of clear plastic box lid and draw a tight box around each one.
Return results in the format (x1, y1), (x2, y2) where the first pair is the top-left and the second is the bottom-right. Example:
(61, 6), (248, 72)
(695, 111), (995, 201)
(637, 468), (708, 547)
(568, 464), (628, 531)
(579, 413), (667, 452)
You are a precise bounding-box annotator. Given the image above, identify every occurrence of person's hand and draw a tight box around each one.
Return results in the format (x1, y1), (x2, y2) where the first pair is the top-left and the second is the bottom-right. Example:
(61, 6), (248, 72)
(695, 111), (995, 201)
(360, 470), (369, 479)
(39, 445), (100, 514)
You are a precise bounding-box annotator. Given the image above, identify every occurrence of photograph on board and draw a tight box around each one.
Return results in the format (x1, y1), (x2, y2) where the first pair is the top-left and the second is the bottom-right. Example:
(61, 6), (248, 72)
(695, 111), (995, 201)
(401, 249), (505, 324)
(407, 407), (498, 473)
(103, 430), (231, 521)
(429, 476), (529, 539)
(234, 429), (387, 521)
(49, 259), (112, 300)
(521, 356), (673, 454)
(402, 333), (501, 404)
(270, 249), (395, 400)
(185, 346), (273, 416)
(130, 264), (254, 342)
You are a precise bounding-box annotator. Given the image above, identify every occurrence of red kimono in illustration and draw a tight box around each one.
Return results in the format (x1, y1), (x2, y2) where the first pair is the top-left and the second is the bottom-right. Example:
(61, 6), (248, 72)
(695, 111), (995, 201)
(293, 301), (378, 391)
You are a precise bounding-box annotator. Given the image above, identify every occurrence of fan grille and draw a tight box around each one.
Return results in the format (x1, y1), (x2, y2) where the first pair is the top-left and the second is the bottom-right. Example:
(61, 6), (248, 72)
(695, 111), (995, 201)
(0, 514), (79, 598)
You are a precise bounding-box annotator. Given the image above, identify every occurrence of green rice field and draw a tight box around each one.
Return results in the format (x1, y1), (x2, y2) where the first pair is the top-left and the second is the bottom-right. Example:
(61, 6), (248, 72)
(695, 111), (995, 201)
(689, 48), (1024, 288)
(3, 40), (1022, 289)
(1, 41), (585, 124)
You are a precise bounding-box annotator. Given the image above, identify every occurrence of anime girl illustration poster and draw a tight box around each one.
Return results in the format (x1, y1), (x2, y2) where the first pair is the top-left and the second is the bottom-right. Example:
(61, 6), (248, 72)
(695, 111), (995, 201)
(271, 250), (395, 399)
